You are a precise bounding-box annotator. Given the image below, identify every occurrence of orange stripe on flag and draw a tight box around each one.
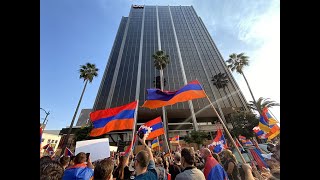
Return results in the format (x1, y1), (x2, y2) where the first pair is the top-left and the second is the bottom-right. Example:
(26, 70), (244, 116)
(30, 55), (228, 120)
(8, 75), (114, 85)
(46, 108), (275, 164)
(90, 119), (134, 137)
(147, 128), (165, 140)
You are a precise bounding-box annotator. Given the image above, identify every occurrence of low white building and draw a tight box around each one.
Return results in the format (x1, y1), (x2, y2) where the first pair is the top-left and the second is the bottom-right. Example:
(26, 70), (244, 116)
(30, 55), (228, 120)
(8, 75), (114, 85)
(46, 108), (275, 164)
(41, 130), (62, 154)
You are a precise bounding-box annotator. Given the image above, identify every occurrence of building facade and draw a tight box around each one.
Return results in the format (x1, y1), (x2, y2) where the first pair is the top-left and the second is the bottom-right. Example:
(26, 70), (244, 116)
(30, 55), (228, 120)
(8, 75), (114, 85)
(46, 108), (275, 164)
(41, 130), (62, 155)
(93, 5), (248, 143)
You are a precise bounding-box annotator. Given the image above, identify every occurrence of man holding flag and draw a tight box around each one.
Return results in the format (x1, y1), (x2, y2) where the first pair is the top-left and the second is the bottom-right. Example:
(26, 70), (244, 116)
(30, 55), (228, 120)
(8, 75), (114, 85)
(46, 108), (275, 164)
(201, 148), (228, 180)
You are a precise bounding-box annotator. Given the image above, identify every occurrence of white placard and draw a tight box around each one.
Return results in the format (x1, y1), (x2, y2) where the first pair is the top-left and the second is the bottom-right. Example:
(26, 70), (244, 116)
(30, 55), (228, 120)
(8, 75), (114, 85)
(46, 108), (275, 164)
(75, 138), (110, 162)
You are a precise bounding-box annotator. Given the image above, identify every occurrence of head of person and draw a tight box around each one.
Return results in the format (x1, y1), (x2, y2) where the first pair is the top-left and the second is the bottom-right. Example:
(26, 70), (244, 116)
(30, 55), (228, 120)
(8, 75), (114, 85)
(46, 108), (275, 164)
(74, 152), (87, 165)
(40, 161), (64, 180)
(116, 156), (129, 179)
(40, 156), (53, 166)
(94, 158), (114, 180)
(222, 149), (237, 163)
(69, 156), (75, 166)
(200, 148), (212, 160)
(174, 152), (181, 163)
(134, 150), (150, 171)
(212, 153), (221, 164)
(59, 156), (70, 169)
(180, 148), (195, 168)
(155, 157), (163, 166)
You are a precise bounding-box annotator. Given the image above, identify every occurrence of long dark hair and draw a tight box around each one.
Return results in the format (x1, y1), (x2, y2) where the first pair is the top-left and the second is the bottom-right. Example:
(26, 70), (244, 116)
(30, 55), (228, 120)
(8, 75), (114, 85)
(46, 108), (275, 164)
(116, 156), (128, 179)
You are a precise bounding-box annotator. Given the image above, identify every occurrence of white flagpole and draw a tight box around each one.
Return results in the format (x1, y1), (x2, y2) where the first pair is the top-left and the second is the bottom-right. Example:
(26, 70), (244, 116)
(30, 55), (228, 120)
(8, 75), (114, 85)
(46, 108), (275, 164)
(198, 83), (246, 163)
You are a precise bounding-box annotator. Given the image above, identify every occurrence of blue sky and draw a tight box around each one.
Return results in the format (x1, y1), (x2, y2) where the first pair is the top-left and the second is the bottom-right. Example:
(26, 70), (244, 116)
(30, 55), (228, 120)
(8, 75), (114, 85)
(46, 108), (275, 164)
(41, 0), (280, 130)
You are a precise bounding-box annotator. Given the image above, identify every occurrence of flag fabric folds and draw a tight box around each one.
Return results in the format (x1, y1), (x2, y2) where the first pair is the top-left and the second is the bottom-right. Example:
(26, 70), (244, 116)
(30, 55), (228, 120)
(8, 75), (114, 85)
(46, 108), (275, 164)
(170, 135), (179, 144)
(203, 155), (228, 180)
(152, 138), (160, 149)
(46, 145), (54, 156)
(253, 126), (269, 139)
(208, 129), (228, 154)
(259, 107), (279, 133)
(238, 135), (246, 143)
(142, 80), (206, 109)
(64, 147), (74, 157)
(90, 101), (137, 137)
(42, 143), (50, 150)
(244, 140), (253, 146)
(267, 124), (280, 140)
(137, 117), (165, 140)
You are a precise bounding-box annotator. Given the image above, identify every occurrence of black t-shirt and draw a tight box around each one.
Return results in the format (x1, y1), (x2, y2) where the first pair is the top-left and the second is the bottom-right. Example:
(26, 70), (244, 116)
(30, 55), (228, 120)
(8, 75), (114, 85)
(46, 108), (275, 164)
(113, 166), (132, 180)
(169, 163), (183, 180)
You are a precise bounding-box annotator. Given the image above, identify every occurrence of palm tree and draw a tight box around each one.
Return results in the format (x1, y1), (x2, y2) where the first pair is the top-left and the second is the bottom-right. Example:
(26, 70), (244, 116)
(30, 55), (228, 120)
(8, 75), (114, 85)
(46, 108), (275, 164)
(153, 76), (166, 89)
(226, 53), (257, 107)
(248, 97), (280, 114)
(211, 72), (234, 107)
(61, 63), (99, 154)
(152, 50), (170, 152)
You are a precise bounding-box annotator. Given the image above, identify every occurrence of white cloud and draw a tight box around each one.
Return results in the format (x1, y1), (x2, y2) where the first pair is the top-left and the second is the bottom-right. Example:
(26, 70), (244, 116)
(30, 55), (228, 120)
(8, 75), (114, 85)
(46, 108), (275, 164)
(233, 0), (280, 120)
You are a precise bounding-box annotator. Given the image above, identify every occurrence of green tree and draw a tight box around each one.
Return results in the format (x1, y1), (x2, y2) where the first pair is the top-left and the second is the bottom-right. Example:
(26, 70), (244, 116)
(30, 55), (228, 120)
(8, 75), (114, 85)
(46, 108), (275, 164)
(62, 63), (99, 153)
(228, 111), (259, 138)
(211, 72), (233, 108)
(226, 53), (257, 107)
(184, 131), (208, 149)
(153, 50), (170, 152)
(248, 97), (280, 114)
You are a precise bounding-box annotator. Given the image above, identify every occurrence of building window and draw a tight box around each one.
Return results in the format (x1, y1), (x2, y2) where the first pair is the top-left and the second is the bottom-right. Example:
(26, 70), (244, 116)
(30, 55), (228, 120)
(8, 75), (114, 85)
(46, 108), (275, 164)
(51, 140), (55, 143)
(47, 139), (51, 144)
(55, 140), (58, 144)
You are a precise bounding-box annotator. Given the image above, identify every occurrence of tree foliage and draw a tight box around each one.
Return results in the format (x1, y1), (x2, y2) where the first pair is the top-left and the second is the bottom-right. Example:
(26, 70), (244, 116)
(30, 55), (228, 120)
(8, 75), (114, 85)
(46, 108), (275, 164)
(228, 111), (259, 138)
(184, 131), (208, 147)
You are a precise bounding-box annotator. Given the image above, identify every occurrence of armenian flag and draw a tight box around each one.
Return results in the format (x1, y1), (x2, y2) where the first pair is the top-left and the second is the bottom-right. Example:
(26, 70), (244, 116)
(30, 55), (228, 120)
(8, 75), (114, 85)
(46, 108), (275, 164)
(253, 126), (269, 139)
(142, 80), (206, 109)
(170, 135), (179, 144)
(137, 117), (164, 140)
(64, 147), (74, 157)
(90, 101), (137, 137)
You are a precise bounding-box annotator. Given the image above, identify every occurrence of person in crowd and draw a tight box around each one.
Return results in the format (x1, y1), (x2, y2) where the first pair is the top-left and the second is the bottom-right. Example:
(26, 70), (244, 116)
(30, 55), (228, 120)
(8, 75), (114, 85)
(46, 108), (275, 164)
(68, 156), (75, 167)
(175, 148), (205, 180)
(134, 135), (157, 180)
(168, 152), (183, 180)
(221, 149), (241, 180)
(194, 150), (204, 170)
(113, 156), (132, 180)
(41, 156), (53, 166)
(241, 163), (257, 180)
(201, 148), (228, 180)
(40, 161), (64, 180)
(155, 156), (166, 180)
(211, 152), (222, 164)
(93, 158), (115, 180)
(62, 152), (94, 180)
(59, 156), (70, 170)
(267, 144), (280, 163)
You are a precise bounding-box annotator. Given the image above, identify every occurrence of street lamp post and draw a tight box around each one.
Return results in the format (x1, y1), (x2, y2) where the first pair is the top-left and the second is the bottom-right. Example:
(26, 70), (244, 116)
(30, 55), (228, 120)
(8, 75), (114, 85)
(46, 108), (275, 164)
(40, 108), (50, 130)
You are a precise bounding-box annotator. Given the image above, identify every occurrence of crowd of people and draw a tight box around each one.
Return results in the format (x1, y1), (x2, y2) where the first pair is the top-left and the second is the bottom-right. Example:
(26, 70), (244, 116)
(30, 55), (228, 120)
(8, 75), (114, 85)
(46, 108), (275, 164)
(40, 136), (280, 180)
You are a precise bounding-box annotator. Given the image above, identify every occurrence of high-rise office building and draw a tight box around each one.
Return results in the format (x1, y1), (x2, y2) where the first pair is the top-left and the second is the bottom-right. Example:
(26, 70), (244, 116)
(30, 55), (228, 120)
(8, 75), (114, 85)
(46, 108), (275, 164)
(93, 5), (248, 142)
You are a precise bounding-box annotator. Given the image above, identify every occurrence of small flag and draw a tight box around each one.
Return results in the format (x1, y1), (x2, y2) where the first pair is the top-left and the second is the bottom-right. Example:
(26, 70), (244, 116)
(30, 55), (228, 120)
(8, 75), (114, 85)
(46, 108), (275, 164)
(137, 117), (165, 140)
(253, 126), (269, 139)
(142, 80), (206, 109)
(170, 135), (179, 144)
(152, 138), (160, 149)
(64, 147), (74, 157)
(238, 135), (246, 143)
(208, 129), (228, 154)
(42, 143), (50, 149)
(244, 139), (253, 146)
(90, 101), (137, 137)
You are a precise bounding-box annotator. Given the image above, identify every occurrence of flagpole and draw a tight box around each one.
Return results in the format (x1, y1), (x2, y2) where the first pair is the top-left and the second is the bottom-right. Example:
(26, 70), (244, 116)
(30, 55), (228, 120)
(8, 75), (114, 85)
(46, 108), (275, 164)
(128, 100), (139, 156)
(204, 92), (246, 163)
(158, 137), (161, 153)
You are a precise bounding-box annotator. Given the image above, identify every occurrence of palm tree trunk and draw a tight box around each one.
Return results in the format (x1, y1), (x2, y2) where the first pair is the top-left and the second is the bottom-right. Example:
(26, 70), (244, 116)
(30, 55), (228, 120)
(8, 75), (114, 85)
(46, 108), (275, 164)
(241, 72), (257, 109)
(160, 67), (170, 153)
(61, 80), (88, 155)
